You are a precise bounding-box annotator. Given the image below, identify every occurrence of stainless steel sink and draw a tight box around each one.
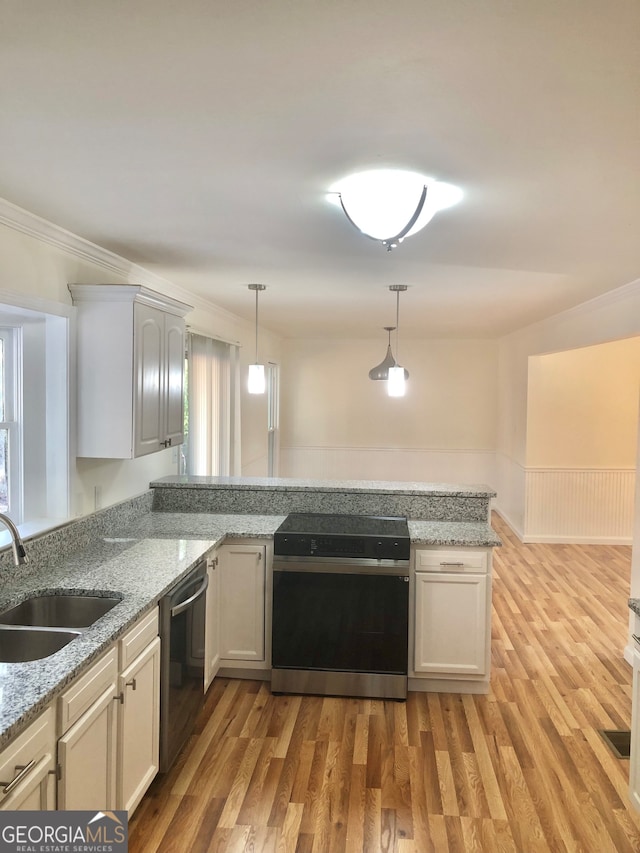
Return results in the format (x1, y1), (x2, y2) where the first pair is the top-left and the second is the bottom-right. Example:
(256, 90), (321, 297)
(0, 626), (82, 662)
(0, 594), (121, 629)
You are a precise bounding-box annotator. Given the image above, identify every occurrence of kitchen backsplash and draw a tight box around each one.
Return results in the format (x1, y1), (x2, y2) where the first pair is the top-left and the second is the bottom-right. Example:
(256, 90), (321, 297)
(0, 492), (153, 583)
(150, 482), (492, 522)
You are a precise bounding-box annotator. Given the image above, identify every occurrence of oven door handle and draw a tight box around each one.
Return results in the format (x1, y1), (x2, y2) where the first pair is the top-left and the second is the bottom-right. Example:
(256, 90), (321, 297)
(170, 573), (209, 617)
(273, 560), (409, 576)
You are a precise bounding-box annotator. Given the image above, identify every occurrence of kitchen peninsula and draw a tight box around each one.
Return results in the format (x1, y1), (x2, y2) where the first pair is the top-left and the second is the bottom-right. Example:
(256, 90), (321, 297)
(0, 476), (500, 811)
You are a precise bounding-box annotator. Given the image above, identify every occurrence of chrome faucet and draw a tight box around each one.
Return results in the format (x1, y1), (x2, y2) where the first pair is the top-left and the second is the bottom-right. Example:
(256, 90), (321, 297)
(0, 512), (28, 566)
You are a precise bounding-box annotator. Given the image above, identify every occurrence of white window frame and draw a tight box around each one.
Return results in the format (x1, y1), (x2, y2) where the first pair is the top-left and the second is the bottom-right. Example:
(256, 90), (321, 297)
(267, 362), (279, 477)
(0, 326), (23, 520)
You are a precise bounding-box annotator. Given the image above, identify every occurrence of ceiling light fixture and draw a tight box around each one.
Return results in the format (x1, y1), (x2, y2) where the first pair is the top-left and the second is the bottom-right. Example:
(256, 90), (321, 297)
(247, 283), (266, 394)
(329, 169), (462, 251)
(387, 285), (408, 397)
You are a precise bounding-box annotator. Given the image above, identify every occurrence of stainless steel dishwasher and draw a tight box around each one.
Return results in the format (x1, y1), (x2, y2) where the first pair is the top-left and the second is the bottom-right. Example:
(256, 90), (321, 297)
(158, 560), (209, 772)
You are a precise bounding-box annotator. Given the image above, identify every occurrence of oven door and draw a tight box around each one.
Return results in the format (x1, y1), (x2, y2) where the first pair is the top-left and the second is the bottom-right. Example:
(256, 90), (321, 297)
(272, 559), (409, 693)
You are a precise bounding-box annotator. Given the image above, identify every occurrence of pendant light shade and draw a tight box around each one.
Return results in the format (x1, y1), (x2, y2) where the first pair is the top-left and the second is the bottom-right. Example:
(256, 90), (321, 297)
(247, 283), (266, 395)
(387, 365), (406, 397)
(369, 326), (397, 380)
(248, 363), (265, 394)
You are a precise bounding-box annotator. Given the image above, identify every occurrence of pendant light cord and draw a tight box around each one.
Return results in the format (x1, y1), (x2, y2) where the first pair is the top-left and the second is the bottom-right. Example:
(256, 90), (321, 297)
(255, 286), (259, 363)
(395, 289), (400, 363)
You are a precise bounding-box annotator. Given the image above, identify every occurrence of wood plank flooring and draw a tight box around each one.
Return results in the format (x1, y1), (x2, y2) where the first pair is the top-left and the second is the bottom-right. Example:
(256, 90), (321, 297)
(129, 515), (640, 852)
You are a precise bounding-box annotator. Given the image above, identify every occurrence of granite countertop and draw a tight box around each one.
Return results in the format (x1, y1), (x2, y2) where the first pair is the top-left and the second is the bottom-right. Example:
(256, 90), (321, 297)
(0, 510), (499, 748)
(408, 519), (501, 548)
(629, 599), (640, 617)
(152, 475), (497, 498)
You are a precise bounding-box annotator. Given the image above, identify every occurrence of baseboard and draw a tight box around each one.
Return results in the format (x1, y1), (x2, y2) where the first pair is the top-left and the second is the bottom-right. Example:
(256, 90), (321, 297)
(218, 666), (270, 680)
(408, 677), (489, 694)
(492, 506), (525, 541)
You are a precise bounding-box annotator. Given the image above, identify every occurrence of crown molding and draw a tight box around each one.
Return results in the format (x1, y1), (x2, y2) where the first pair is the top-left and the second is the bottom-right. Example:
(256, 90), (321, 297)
(0, 196), (254, 329)
(506, 276), (640, 341)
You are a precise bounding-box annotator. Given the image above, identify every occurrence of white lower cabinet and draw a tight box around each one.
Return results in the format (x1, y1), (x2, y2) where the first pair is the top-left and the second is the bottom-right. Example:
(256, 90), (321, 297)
(219, 543), (266, 663)
(629, 642), (640, 811)
(117, 635), (160, 813)
(0, 706), (56, 811)
(57, 608), (160, 814)
(205, 553), (221, 690)
(413, 547), (491, 689)
(57, 648), (119, 810)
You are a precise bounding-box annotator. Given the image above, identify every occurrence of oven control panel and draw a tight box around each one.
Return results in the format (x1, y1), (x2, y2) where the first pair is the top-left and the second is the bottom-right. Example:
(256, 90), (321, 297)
(274, 532), (410, 561)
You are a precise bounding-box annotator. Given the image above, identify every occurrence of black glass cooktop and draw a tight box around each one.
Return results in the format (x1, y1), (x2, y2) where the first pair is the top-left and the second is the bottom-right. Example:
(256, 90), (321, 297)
(274, 512), (410, 561)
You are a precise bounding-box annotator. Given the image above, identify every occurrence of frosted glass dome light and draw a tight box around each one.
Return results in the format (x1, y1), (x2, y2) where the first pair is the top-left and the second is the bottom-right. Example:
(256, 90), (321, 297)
(328, 169), (462, 251)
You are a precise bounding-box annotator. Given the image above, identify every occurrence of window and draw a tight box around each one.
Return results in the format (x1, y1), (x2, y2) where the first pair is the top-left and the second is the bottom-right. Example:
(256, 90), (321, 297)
(0, 327), (21, 517)
(0, 296), (70, 536)
(267, 362), (279, 477)
(184, 333), (241, 476)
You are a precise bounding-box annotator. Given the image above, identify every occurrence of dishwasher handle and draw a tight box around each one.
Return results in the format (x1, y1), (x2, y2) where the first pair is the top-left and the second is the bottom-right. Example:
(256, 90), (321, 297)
(170, 573), (209, 617)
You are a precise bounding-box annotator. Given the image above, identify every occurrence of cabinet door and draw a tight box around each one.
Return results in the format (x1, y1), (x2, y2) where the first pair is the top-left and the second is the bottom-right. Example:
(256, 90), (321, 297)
(630, 647), (640, 812)
(205, 555), (221, 689)
(219, 545), (265, 661)
(58, 685), (118, 810)
(134, 303), (165, 457)
(117, 637), (161, 814)
(164, 315), (185, 447)
(414, 572), (488, 675)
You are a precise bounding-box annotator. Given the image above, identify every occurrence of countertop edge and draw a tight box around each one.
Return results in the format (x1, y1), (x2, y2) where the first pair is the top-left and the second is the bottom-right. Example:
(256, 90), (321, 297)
(150, 475), (497, 498)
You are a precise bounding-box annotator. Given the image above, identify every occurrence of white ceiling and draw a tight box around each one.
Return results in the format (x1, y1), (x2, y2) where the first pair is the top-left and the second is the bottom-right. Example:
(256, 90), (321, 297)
(1, 0), (639, 339)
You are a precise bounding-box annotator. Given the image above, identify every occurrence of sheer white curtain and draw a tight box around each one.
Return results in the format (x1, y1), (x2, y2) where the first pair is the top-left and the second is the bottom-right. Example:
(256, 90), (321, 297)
(186, 333), (241, 476)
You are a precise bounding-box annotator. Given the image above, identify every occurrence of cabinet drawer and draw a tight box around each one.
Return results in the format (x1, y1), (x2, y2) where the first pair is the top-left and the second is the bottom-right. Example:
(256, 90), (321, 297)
(0, 707), (55, 806)
(58, 648), (118, 735)
(119, 608), (159, 670)
(415, 549), (487, 573)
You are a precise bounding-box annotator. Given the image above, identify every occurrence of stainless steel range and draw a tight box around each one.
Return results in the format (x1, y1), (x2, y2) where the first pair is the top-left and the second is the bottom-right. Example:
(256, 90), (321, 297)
(271, 512), (410, 700)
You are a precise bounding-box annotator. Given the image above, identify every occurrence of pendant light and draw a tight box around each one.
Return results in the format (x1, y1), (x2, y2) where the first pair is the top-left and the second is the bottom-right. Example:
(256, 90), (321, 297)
(368, 326), (397, 380)
(387, 285), (408, 397)
(247, 283), (266, 394)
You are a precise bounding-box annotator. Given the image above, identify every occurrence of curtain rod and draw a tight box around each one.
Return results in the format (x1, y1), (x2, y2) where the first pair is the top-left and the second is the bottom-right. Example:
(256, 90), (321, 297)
(186, 326), (241, 347)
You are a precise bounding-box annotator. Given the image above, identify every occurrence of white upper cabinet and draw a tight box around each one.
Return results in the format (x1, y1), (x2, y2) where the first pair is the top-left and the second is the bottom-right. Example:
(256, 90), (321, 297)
(69, 285), (192, 458)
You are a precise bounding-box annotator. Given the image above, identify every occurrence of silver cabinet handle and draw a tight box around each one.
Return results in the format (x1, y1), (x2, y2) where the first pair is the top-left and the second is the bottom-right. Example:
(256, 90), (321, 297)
(1, 759), (37, 795)
(440, 561), (465, 567)
(126, 678), (137, 691)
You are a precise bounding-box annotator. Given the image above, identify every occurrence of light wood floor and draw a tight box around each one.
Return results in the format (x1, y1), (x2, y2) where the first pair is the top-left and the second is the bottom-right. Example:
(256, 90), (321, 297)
(129, 515), (640, 852)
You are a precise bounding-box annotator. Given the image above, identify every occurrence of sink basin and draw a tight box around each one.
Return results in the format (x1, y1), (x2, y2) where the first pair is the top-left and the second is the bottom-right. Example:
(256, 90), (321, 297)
(0, 594), (121, 629)
(0, 626), (81, 662)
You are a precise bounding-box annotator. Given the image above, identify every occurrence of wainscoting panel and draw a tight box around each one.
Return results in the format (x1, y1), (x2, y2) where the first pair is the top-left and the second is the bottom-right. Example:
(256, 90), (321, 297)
(279, 446), (497, 488)
(524, 468), (636, 543)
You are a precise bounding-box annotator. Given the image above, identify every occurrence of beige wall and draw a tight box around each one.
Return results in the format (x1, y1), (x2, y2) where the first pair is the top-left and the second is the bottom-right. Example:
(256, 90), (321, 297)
(281, 337), (498, 451)
(497, 281), (640, 530)
(527, 338), (640, 469)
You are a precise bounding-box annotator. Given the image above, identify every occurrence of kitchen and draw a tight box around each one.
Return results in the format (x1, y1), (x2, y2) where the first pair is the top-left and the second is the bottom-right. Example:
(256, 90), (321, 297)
(1, 2), (640, 852)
